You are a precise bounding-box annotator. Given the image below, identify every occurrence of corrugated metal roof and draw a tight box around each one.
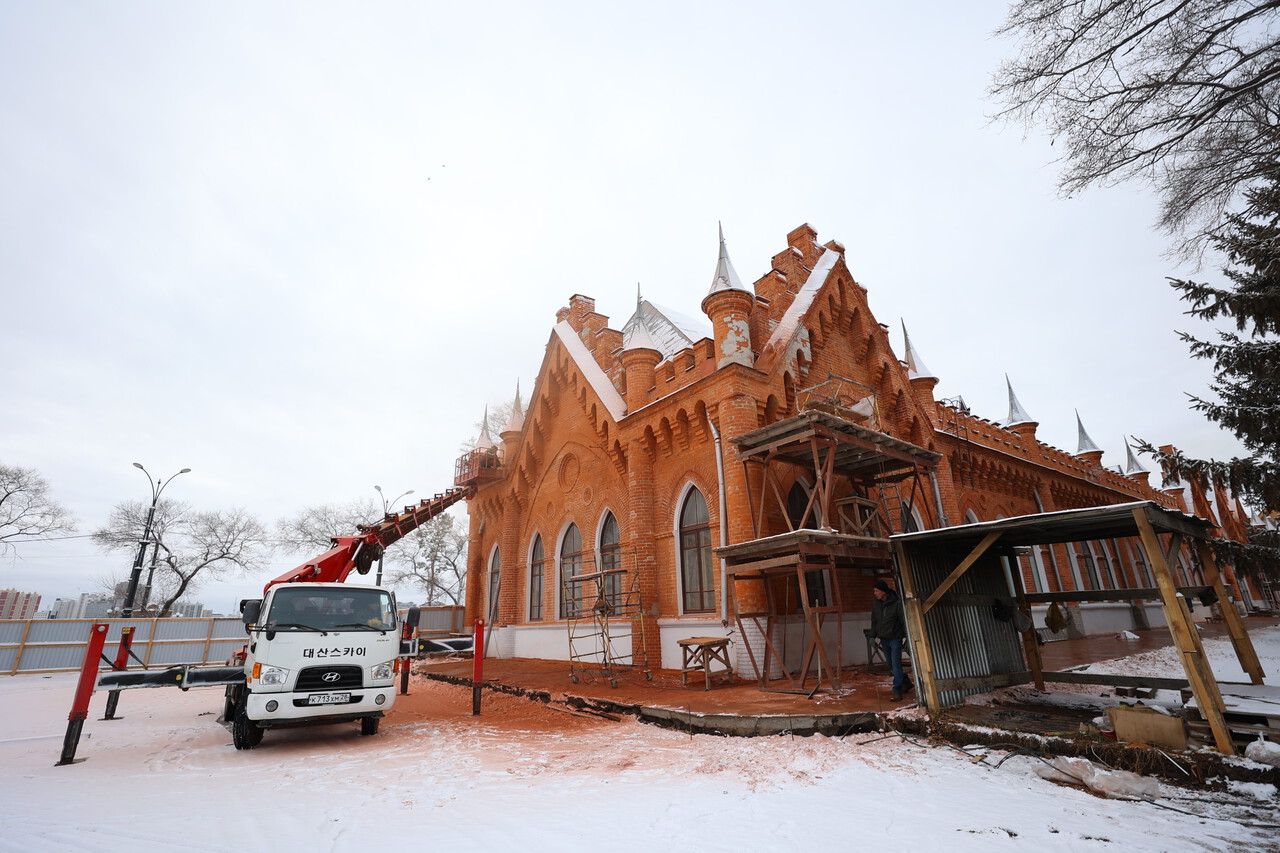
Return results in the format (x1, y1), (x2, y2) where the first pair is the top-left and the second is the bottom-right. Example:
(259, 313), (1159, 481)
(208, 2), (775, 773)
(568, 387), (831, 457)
(892, 501), (1215, 549)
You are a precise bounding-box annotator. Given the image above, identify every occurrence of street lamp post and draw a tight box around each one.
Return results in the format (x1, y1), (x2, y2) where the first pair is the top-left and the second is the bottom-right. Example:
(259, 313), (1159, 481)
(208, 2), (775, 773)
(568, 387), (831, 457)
(373, 485), (413, 586)
(121, 463), (191, 619)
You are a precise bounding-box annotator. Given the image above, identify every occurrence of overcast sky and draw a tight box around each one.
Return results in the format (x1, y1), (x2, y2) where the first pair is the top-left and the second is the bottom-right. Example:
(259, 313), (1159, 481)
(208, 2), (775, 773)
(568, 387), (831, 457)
(0, 1), (1246, 614)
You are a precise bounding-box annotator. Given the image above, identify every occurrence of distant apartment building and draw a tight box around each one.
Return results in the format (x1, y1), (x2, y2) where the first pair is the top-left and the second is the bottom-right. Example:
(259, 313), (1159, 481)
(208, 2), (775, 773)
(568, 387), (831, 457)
(0, 589), (41, 620)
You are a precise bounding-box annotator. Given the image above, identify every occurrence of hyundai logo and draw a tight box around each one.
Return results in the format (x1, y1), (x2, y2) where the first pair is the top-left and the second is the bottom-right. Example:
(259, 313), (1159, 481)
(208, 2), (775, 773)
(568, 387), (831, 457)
(322, 671), (342, 683)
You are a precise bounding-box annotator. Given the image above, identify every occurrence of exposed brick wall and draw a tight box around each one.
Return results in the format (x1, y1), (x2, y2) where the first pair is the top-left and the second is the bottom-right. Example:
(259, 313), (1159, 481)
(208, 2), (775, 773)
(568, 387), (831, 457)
(460, 224), (1244, 660)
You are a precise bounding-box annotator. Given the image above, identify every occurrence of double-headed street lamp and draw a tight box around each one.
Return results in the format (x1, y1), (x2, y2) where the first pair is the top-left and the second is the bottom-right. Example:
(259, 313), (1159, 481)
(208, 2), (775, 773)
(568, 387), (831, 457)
(121, 463), (191, 618)
(373, 485), (413, 586)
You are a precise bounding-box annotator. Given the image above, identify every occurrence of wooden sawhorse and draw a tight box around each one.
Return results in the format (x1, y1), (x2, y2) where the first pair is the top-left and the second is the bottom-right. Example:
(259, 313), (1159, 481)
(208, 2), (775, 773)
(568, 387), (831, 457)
(678, 637), (733, 690)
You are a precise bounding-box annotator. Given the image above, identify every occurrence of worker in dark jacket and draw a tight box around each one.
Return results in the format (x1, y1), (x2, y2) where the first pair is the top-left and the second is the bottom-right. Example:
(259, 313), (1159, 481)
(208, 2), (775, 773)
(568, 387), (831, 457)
(871, 579), (911, 701)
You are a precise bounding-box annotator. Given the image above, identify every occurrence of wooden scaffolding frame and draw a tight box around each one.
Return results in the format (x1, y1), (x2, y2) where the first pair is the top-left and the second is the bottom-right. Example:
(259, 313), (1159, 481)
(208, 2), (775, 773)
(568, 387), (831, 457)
(720, 409), (940, 693)
(891, 501), (1265, 755)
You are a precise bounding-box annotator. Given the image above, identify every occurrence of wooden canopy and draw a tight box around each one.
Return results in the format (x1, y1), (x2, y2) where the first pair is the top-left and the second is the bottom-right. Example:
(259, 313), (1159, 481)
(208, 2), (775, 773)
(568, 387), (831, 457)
(890, 501), (1265, 755)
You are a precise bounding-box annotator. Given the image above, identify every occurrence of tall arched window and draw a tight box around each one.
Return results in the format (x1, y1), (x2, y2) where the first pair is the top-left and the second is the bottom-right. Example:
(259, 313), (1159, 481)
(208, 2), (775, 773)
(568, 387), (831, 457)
(559, 523), (583, 618)
(680, 488), (714, 613)
(528, 534), (544, 621)
(599, 512), (621, 608)
(487, 547), (501, 623)
(786, 481), (818, 530)
(786, 482), (826, 606)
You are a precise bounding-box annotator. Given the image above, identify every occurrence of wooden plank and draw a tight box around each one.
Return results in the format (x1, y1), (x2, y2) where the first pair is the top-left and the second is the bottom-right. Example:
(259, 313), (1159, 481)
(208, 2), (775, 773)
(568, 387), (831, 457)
(1006, 548), (1045, 691)
(725, 554), (802, 574)
(933, 672), (1033, 692)
(1025, 587), (1211, 603)
(1193, 540), (1265, 684)
(894, 540), (941, 714)
(1132, 505), (1236, 755)
(1040, 671), (1190, 690)
(922, 531), (1002, 614)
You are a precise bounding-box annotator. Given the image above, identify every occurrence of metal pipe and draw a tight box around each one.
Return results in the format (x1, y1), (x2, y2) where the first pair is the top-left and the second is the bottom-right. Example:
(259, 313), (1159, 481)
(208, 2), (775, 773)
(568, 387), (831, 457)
(706, 412), (729, 623)
(471, 618), (485, 715)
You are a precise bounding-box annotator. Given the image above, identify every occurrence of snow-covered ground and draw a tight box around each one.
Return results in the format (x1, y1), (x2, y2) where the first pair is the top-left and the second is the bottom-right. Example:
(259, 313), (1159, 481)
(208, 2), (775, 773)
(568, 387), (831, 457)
(2, 630), (1279, 853)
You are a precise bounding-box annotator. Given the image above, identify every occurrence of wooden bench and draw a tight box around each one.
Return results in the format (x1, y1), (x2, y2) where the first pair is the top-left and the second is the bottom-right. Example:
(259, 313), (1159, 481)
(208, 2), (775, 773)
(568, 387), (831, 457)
(678, 637), (733, 690)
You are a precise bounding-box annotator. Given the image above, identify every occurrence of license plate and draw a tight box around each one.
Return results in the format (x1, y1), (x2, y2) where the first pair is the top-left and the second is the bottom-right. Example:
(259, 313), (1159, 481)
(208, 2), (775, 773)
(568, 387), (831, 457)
(307, 692), (350, 706)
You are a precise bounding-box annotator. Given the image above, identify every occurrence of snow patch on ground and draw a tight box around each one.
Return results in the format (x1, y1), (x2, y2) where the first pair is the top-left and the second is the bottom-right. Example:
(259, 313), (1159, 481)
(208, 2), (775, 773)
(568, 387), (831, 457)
(1, 628), (1278, 852)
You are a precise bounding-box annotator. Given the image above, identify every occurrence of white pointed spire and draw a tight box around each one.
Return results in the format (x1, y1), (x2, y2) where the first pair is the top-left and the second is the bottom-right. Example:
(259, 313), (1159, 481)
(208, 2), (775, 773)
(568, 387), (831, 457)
(623, 317), (660, 352)
(901, 321), (936, 380)
(707, 221), (746, 294)
(475, 407), (495, 450)
(503, 382), (525, 434)
(1002, 375), (1035, 427)
(1075, 410), (1102, 454)
(1123, 437), (1149, 475)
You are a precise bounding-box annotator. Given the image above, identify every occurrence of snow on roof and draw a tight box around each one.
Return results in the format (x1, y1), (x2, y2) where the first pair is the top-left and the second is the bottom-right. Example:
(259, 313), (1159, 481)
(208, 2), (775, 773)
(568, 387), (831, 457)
(621, 299), (711, 362)
(757, 248), (840, 372)
(622, 317), (660, 352)
(553, 321), (627, 421)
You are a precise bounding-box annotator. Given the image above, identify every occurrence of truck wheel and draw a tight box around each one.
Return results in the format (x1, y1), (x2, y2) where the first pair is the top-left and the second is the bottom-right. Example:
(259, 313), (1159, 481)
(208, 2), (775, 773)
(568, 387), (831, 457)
(232, 707), (264, 750)
(222, 685), (239, 724)
(360, 716), (380, 736)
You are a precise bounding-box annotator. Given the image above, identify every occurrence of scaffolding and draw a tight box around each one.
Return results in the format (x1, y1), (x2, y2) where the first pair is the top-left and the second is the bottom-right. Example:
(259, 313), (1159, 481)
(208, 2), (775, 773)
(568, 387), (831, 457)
(722, 407), (941, 694)
(562, 552), (651, 687)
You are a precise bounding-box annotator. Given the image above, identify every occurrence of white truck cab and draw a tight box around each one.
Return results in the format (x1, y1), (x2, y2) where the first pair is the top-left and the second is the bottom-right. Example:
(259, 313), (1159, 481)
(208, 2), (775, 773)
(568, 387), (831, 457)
(228, 583), (416, 749)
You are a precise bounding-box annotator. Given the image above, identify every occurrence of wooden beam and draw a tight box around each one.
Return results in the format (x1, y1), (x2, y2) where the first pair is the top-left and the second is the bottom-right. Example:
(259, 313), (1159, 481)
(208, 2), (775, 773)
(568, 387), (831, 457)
(933, 672), (1034, 692)
(1132, 505), (1236, 755)
(893, 540), (941, 714)
(1006, 548), (1045, 692)
(1025, 586), (1211, 603)
(922, 531), (1003, 615)
(1040, 671), (1190, 690)
(1193, 539), (1265, 684)
(725, 554), (802, 575)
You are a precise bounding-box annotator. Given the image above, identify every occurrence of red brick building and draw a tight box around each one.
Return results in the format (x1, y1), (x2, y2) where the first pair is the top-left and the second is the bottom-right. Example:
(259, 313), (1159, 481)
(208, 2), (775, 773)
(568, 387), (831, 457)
(456, 224), (1260, 679)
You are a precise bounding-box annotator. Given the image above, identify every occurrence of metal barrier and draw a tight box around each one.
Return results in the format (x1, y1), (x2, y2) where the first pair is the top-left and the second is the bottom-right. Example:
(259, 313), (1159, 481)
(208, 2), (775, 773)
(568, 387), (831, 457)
(1, 605), (467, 675)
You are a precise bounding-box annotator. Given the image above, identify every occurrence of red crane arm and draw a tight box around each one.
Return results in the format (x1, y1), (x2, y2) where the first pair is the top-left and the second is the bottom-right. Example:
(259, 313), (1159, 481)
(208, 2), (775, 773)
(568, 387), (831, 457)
(262, 486), (473, 594)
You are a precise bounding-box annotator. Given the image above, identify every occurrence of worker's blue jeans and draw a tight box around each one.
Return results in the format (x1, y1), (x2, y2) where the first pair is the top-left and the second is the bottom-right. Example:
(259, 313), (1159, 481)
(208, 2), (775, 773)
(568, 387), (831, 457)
(881, 637), (908, 693)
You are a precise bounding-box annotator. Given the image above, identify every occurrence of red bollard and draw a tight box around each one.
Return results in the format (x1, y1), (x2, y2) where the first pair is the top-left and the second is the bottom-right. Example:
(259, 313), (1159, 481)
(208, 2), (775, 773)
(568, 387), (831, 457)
(58, 623), (110, 766)
(102, 625), (134, 720)
(471, 618), (484, 716)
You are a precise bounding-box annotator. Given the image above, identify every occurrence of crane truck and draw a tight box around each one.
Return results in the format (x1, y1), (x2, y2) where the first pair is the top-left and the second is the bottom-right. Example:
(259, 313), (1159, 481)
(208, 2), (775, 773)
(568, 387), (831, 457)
(95, 486), (473, 751)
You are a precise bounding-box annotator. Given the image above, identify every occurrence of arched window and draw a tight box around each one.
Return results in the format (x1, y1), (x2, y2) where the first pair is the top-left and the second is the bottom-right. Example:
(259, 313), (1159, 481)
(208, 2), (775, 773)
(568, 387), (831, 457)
(599, 512), (621, 608)
(487, 547), (501, 623)
(559, 523), (584, 618)
(528, 534), (544, 621)
(679, 488), (714, 613)
(786, 482), (826, 607)
(786, 481), (818, 530)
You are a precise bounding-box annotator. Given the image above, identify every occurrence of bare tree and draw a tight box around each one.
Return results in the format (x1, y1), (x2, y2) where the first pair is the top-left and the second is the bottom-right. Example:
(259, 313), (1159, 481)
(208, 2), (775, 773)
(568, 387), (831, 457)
(383, 512), (468, 605)
(0, 464), (77, 557)
(93, 500), (271, 616)
(275, 498), (380, 554)
(991, 1), (1280, 256)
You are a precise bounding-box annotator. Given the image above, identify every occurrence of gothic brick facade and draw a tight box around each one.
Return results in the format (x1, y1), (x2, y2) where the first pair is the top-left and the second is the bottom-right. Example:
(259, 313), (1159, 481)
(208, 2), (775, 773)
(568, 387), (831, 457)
(457, 224), (1258, 672)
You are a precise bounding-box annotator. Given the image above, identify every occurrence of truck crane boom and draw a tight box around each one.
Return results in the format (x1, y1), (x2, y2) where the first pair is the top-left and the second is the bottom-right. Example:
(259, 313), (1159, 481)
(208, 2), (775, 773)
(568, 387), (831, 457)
(263, 485), (474, 593)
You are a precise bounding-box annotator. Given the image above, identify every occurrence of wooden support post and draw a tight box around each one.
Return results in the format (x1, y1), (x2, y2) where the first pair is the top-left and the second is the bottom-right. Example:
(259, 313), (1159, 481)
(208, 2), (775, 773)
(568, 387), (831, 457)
(922, 531), (1002, 614)
(1006, 551), (1045, 691)
(1194, 540), (1265, 684)
(1132, 507), (1235, 755)
(893, 541), (941, 714)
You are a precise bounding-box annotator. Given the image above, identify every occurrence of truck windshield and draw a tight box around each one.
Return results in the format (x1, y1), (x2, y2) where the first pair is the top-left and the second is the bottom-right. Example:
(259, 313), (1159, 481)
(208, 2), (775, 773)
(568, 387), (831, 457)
(266, 588), (396, 632)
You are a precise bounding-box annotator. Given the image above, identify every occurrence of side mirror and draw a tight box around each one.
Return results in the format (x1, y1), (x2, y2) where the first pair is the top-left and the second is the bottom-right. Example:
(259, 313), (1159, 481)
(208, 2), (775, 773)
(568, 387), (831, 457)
(241, 599), (262, 628)
(406, 606), (421, 630)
